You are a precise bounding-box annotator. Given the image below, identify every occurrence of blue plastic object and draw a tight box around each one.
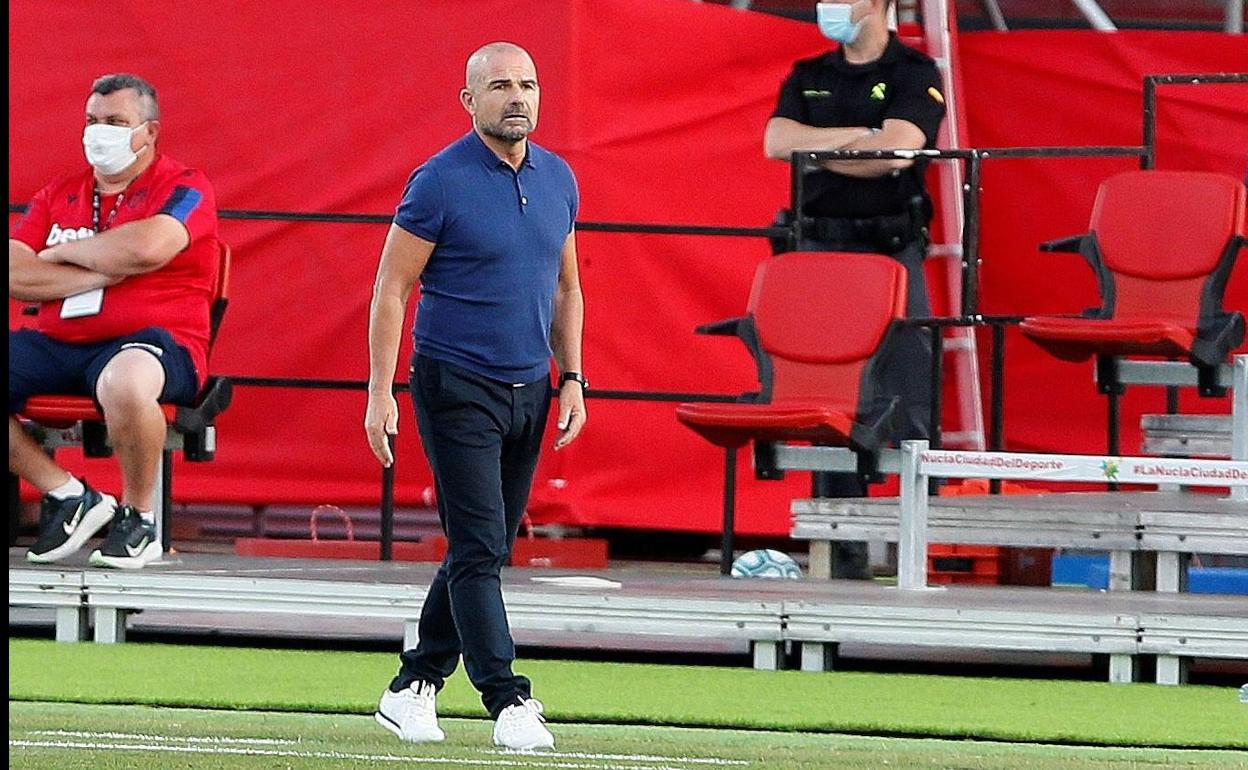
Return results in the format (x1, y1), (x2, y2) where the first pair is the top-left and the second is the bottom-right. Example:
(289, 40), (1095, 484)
(1050, 553), (1247, 595)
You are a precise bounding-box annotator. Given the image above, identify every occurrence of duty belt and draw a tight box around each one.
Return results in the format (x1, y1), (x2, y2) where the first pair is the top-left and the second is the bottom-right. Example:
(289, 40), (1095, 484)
(803, 211), (920, 252)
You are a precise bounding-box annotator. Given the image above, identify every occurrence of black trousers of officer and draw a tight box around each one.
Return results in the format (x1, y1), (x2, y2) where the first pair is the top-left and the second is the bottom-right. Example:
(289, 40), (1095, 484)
(797, 236), (933, 579)
(392, 355), (551, 719)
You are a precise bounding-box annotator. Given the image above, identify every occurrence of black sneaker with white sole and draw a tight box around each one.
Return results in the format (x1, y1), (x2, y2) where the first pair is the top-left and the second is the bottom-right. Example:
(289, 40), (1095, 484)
(88, 505), (162, 569)
(26, 482), (116, 563)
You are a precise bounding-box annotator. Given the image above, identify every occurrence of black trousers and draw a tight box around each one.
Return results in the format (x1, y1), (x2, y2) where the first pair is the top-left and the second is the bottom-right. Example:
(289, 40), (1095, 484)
(392, 355), (551, 719)
(797, 237), (933, 578)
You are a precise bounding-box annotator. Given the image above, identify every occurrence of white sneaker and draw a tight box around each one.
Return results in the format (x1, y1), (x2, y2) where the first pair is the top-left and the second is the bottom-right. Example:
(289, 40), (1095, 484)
(492, 697), (555, 751)
(375, 681), (445, 743)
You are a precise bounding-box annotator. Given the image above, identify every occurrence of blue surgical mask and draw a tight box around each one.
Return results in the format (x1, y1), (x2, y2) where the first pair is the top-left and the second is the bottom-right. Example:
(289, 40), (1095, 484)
(817, 2), (866, 45)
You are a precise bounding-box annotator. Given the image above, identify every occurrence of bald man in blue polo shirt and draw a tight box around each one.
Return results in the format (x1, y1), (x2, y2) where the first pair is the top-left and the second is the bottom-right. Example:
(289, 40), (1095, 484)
(365, 42), (584, 752)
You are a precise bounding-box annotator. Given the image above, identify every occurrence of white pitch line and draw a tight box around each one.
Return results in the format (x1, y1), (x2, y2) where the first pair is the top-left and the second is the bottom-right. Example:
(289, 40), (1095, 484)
(8, 739), (699, 770)
(23, 727), (747, 767)
(194, 566), (396, 575)
(31, 729), (299, 745)
(487, 750), (747, 766)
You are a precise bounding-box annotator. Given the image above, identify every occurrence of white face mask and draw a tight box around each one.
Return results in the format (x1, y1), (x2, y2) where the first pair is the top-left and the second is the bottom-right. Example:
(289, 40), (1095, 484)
(83, 122), (146, 175)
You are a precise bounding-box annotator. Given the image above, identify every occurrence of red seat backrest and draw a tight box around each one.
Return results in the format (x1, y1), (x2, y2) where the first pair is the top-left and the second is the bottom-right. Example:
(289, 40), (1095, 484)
(747, 252), (906, 411)
(209, 242), (231, 350)
(1091, 171), (1244, 324)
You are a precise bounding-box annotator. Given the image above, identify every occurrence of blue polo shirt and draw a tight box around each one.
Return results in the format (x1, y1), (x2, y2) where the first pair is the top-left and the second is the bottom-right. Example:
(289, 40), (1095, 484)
(394, 130), (579, 384)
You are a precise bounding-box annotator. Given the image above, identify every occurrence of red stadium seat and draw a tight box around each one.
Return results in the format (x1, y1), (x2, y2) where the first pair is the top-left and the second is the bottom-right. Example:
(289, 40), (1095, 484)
(678, 251), (907, 455)
(676, 251), (908, 573)
(1020, 171), (1245, 373)
(14, 243), (235, 549)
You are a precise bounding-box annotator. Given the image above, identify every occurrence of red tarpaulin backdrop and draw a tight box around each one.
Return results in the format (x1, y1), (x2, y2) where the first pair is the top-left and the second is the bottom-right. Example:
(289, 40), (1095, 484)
(9, 2), (1247, 535)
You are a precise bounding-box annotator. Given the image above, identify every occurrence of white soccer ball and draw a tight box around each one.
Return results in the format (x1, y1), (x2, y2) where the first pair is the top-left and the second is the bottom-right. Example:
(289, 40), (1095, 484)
(730, 549), (802, 579)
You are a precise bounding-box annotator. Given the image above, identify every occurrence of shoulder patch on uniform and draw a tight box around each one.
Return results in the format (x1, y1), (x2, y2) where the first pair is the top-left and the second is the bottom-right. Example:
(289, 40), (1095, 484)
(927, 87), (945, 105)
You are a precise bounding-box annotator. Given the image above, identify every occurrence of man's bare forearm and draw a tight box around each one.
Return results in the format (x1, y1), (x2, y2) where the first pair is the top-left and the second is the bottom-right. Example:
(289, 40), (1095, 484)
(550, 287), (584, 374)
(821, 119), (927, 178)
(367, 290), (409, 395)
(9, 242), (116, 301)
(39, 216), (188, 275)
(764, 118), (873, 161)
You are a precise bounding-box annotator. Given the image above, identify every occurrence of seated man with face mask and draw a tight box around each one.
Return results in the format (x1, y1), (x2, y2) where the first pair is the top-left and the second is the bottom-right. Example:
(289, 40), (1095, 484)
(9, 73), (220, 569)
(764, 1), (947, 580)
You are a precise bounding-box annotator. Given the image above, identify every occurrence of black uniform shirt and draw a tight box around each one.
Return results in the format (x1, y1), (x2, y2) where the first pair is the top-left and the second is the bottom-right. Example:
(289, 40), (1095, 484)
(771, 33), (946, 219)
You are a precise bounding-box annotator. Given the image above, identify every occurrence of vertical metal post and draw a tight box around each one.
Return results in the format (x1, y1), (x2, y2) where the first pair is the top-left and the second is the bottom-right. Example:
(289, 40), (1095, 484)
(979, 0), (1008, 30)
(1232, 355), (1247, 502)
(1106, 388), (1121, 451)
(1107, 389), (1121, 492)
(989, 323), (1006, 494)
(1098, 356), (1122, 491)
(55, 607), (88, 643)
(381, 433), (395, 561)
(720, 447), (738, 576)
(158, 449), (173, 552)
(898, 439), (930, 590)
(1142, 77), (1157, 170)
(1070, 0), (1118, 30)
(1227, 0), (1244, 34)
(928, 324), (944, 451)
(790, 153), (806, 248)
(927, 326), (945, 495)
(94, 608), (126, 644)
(960, 153), (982, 317)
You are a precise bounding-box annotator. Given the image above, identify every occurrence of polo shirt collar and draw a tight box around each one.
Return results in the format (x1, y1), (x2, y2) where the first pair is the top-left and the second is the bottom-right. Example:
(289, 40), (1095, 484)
(828, 32), (903, 73)
(465, 129), (536, 171)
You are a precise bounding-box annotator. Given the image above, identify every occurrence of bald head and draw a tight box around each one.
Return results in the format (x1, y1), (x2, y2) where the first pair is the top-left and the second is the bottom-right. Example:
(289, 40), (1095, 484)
(461, 41), (540, 146)
(466, 42), (535, 89)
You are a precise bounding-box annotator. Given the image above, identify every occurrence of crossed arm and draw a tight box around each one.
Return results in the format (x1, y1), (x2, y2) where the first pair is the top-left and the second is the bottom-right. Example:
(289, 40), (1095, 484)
(9, 214), (190, 302)
(764, 116), (927, 177)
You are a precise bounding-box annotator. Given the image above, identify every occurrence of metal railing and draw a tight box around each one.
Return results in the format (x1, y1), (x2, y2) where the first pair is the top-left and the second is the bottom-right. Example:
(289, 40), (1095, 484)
(9, 74), (1245, 568)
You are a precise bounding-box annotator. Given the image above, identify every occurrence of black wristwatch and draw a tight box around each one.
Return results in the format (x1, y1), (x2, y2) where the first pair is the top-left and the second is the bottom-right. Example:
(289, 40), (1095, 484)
(559, 371), (589, 390)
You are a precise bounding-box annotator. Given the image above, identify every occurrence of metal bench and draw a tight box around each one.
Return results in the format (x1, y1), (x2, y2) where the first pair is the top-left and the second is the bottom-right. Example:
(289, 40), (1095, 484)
(1141, 414), (1232, 459)
(1139, 595), (1248, 685)
(10, 555), (1242, 684)
(8, 569), (87, 642)
(782, 586), (1141, 682)
(792, 491), (1246, 591)
(76, 565), (787, 669)
(783, 586), (1247, 685)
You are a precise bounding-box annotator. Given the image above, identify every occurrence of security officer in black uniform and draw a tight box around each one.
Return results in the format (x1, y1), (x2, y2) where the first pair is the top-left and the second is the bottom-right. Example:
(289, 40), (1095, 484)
(765, 0), (946, 579)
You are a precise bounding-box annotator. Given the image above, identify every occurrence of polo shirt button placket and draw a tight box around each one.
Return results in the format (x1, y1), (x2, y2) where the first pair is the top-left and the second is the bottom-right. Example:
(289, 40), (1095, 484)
(515, 174), (528, 209)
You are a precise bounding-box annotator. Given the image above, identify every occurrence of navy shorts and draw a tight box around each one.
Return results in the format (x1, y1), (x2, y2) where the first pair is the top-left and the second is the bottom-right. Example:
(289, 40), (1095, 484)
(9, 327), (199, 415)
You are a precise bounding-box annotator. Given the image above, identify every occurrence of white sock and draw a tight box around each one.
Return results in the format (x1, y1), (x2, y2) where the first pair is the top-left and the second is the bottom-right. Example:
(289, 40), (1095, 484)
(48, 476), (85, 500)
(137, 510), (156, 525)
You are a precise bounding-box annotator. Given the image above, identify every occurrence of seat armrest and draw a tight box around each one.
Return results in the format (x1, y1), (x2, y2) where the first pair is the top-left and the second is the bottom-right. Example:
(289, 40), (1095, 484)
(173, 376), (233, 434)
(695, 316), (748, 336)
(1038, 234), (1086, 253)
(849, 395), (899, 455)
